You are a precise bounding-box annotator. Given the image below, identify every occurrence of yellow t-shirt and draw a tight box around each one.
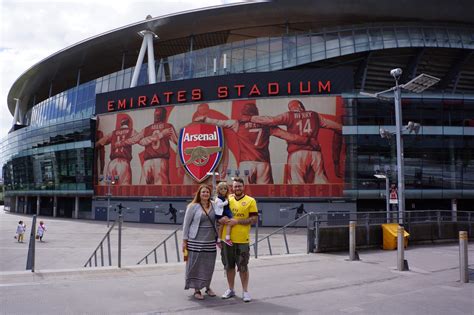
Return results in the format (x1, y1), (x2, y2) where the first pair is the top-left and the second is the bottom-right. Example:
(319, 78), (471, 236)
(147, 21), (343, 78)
(223, 194), (258, 244)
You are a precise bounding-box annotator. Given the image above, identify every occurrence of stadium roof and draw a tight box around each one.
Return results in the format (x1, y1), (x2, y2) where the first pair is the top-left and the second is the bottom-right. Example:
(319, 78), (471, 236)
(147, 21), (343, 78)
(7, 0), (474, 115)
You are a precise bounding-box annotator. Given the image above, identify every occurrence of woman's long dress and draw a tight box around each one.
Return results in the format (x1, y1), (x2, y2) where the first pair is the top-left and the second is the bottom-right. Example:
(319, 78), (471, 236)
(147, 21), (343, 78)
(185, 207), (217, 290)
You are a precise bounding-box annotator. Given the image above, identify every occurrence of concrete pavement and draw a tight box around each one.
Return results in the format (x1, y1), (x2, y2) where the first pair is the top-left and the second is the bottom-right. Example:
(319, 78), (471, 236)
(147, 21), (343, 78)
(1, 208), (473, 314)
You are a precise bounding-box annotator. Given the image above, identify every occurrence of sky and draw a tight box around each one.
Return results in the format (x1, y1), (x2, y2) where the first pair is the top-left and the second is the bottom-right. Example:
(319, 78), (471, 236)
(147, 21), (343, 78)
(0, 0), (244, 139)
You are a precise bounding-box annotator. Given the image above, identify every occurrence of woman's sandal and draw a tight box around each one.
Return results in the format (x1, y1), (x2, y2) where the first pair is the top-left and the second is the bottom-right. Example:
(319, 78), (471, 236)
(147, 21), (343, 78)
(205, 288), (216, 297)
(193, 290), (204, 300)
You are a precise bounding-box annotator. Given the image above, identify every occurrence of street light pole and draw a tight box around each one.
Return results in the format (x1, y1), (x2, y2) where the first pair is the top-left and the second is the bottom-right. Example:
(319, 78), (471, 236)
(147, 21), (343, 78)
(393, 80), (405, 225)
(106, 178), (111, 228)
(100, 175), (118, 228)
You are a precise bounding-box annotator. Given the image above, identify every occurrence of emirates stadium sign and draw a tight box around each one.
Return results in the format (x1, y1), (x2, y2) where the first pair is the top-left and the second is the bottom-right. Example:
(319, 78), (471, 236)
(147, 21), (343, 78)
(178, 123), (224, 182)
(95, 68), (353, 114)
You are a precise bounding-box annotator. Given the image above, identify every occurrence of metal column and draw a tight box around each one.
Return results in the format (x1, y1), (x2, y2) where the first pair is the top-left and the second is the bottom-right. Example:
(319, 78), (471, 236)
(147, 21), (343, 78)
(74, 196), (79, 219)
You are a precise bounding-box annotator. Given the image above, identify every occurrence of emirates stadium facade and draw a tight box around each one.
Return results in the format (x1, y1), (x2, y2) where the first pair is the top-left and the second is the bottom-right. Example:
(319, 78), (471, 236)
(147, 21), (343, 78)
(2, 0), (473, 224)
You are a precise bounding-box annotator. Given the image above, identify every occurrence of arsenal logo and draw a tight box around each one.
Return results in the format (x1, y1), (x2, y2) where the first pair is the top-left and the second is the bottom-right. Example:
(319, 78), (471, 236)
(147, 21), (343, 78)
(178, 123), (224, 182)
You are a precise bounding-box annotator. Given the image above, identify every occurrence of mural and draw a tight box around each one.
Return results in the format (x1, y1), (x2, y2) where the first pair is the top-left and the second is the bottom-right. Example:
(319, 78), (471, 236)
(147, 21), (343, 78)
(95, 95), (345, 197)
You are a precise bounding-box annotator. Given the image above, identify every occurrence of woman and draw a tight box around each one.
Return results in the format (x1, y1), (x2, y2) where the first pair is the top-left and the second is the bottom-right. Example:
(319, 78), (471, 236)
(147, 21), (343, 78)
(182, 184), (218, 300)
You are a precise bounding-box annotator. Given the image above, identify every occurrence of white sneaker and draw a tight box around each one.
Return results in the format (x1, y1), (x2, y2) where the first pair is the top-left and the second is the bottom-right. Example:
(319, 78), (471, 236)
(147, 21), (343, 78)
(242, 291), (252, 302)
(221, 289), (235, 299)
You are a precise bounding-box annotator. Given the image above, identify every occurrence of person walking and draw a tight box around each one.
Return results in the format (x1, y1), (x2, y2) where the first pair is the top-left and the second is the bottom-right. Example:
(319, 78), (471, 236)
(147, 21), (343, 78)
(182, 184), (218, 300)
(37, 221), (47, 242)
(166, 203), (178, 224)
(16, 221), (26, 243)
(220, 177), (258, 303)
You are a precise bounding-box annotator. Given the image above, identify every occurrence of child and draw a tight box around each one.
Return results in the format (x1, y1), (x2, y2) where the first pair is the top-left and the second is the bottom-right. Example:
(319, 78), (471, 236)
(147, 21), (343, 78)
(37, 221), (46, 242)
(213, 182), (233, 247)
(16, 221), (26, 243)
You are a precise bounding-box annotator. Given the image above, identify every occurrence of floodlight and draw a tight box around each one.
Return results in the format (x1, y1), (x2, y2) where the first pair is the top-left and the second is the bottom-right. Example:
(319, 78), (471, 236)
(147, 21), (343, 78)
(379, 128), (392, 139)
(406, 121), (421, 134)
(374, 174), (387, 179)
(402, 73), (440, 93)
(390, 68), (402, 80)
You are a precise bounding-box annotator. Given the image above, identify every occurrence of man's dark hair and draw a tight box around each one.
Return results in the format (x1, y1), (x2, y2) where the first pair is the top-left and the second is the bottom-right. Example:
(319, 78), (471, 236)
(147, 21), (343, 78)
(233, 177), (244, 185)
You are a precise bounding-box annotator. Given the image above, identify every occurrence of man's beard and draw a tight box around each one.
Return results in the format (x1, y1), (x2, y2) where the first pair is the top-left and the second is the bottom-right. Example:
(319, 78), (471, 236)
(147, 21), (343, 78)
(234, 190), (243, 197)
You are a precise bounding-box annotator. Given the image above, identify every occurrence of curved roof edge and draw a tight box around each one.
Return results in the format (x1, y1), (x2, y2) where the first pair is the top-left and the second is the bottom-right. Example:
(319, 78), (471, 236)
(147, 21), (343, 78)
(8, 0), (474, 115)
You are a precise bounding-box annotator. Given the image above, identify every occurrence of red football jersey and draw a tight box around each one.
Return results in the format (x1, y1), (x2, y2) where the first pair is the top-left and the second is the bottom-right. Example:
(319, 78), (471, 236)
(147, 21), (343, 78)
(237, 122), (271, 162)
(110, 128), (134, 161)
(143, 122), (174, 160)
(279, 111), (321, 154)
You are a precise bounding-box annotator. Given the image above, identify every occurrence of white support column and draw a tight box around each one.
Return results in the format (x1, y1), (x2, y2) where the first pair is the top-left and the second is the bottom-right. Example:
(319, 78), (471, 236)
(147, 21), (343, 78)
(130, 16), (158, 88)
(452, 199), (457, 222)
(146, 32), (156, 84)
(15, 196), (19, 213)
(74, 196), (79, 219)
(130, 39), (147, 88)
(24, 196), (28, 214)
(36, 196), (40, 216)
(53, 196), (58, 218)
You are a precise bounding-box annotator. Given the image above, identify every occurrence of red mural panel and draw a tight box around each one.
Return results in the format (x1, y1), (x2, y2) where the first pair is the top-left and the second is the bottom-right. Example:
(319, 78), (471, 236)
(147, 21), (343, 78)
(94, 95), (345, 198)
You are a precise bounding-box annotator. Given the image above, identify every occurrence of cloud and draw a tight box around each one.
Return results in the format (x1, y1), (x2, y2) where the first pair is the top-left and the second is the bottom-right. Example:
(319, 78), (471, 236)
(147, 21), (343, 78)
(0, 0), (234, 139)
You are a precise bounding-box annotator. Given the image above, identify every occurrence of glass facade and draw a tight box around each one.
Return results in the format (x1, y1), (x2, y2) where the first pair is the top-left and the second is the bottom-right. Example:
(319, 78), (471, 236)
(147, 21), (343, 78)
(343, 96), (474, 199)
(1, 119), (93, 193)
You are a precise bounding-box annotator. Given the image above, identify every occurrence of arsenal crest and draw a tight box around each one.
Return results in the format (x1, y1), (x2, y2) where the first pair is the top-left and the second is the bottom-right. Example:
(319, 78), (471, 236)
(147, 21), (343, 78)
(178, 123), (224, 182)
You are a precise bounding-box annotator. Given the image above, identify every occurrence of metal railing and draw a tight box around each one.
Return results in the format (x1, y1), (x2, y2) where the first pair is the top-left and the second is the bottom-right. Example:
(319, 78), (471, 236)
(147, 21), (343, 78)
(137, 227), (181, 265)
(311, 210), (473, 227)
(251, 213), (311, 258)
(83, 219), (117, 268)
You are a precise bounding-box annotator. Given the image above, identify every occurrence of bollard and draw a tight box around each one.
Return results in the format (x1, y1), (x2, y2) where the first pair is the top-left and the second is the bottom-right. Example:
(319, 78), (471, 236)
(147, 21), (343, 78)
(118, 213), (122, 268)
(307, 213), (316, 253)
(254, 212), (259, 258)
(26, 215), (37, 272)
(349, 221), (359, 261)
(397, 225), (409, 271)
(459, 231), (469, 283)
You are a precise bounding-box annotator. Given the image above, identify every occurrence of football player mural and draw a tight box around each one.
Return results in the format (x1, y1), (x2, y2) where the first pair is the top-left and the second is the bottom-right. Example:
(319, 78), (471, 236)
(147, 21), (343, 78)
(94, 96), (345, 197)
(96, 113), (139, 185)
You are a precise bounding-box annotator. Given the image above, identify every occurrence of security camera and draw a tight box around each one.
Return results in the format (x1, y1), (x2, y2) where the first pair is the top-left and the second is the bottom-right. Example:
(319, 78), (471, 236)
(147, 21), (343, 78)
(390, 68), (402, 80)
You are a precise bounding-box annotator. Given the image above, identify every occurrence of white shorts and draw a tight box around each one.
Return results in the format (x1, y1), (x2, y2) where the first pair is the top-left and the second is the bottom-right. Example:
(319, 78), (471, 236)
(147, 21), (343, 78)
(239, 161), (273, 184)
(141, 158), (170, 184)
(107, 158), (131, 185)
(287, 150), (327, 184)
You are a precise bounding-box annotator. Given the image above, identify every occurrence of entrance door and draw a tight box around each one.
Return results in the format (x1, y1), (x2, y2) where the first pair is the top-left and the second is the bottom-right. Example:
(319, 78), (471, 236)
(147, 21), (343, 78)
(95, 207), (107, 221)
(140, 208), (155, 223)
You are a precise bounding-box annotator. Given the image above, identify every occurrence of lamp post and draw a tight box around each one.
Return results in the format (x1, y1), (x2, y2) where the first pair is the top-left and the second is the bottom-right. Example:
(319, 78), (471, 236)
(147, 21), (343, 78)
(361, 70), (440, 225)
(100, 175), (119, 227)
(374, 173), (390, 223)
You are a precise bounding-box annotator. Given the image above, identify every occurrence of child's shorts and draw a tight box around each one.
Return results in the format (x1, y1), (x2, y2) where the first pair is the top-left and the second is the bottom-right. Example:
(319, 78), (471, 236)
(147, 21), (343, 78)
(216, 208), (233, 221)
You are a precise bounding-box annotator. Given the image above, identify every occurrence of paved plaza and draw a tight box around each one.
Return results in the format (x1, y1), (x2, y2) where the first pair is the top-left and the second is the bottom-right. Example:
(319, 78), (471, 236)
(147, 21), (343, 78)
(1, 208), (473, 314)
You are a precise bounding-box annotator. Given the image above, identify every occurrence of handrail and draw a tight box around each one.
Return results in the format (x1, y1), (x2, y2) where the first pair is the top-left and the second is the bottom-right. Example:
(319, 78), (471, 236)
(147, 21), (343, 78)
(84, 220), (116, 267)
(137, 227), (182, 265)
(251, 213), (311, 258)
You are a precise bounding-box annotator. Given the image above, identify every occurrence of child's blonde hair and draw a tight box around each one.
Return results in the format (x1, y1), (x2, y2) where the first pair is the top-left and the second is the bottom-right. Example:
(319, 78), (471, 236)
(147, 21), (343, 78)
(216, 181), (229, 198)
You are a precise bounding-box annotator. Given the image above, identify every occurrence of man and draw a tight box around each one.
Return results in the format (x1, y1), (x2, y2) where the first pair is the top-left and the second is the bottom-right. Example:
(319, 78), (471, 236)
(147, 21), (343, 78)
(165, 203), (178, 223)
(195, 102), (318, 184)
(220, 177), (258, 303)
(241, 99), (342, 184)
(125, 107), (178, 184)
(96, 116), (138, 185)
(290, 203), (307, 220)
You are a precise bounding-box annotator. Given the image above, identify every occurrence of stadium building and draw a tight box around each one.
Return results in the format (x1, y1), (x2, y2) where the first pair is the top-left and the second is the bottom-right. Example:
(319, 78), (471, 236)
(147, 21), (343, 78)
(2, 0), (473, 225)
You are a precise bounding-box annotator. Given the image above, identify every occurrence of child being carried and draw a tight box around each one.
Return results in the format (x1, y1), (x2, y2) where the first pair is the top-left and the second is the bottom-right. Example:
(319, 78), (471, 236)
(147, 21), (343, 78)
(213, 181), (233, 247)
